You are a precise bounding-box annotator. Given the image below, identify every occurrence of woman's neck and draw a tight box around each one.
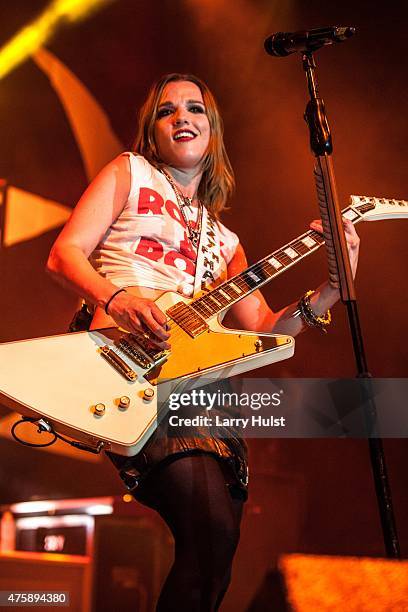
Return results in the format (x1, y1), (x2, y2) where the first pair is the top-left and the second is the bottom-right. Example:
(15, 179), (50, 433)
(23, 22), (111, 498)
(164, 165), (203, 200)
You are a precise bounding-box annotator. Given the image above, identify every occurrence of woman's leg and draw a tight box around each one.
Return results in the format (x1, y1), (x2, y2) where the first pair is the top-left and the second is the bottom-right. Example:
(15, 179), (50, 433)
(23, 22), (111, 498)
(139, 453), (244, 612)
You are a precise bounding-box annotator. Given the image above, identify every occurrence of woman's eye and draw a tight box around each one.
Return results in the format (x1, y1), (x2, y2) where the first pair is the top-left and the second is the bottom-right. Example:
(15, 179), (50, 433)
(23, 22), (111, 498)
(189, 105), (205, 114)
(157, 108), (173, 119)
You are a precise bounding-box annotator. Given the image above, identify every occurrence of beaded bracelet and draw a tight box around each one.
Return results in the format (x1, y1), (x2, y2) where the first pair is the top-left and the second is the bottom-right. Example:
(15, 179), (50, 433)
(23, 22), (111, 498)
(104, 288), (127, 315)
(296, 289), (332, 333)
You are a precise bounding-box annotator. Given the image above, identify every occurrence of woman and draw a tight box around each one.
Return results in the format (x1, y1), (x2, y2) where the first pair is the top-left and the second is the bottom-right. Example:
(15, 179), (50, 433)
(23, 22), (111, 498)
(47, 73), (359, 610)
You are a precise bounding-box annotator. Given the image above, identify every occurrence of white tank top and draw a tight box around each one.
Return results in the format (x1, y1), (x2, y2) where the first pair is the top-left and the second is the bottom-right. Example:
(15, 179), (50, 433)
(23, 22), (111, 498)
(90, 153), (239, 297)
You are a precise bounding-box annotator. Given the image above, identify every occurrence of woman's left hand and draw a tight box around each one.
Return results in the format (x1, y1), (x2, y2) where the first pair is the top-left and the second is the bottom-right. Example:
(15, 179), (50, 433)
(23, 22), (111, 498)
(310, 217), (360, 280)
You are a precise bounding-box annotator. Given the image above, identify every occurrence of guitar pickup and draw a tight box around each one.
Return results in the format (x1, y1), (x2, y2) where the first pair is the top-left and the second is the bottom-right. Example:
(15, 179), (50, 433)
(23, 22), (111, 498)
(167, 302), (208, 338)
(117, 334), (169, 370)
(117, 337), (152, 369)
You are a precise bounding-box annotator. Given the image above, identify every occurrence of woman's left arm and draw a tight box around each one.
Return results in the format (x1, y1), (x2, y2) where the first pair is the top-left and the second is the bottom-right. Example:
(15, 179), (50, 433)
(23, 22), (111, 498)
(224, 218), (360, 337)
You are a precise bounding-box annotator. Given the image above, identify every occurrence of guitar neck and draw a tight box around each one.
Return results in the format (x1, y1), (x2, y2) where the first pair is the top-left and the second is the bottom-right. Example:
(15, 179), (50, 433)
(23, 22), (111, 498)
(191, 202), (369, 320)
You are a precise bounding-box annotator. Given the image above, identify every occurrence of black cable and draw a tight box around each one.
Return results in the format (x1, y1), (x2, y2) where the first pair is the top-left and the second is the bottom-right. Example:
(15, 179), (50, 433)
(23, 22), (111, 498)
(11, 416), (104, 454)
(11, 417), (57, 448)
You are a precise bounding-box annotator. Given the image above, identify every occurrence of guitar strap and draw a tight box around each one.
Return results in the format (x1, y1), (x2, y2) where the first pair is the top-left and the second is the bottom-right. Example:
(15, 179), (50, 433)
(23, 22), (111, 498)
(193, 206), (225, 296)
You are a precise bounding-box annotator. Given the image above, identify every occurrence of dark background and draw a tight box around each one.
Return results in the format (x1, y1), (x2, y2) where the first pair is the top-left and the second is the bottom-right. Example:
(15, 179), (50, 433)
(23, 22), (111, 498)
(1, 0), (407, 591)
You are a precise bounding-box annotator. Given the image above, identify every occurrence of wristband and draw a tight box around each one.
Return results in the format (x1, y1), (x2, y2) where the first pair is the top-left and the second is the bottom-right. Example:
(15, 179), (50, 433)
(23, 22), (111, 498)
(104, 288), (127, 315)
(295, 289), (332, 333)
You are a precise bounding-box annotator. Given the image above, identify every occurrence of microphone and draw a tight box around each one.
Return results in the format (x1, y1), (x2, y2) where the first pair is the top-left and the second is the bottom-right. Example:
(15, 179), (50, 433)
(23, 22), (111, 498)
(264, 26), (356, 57)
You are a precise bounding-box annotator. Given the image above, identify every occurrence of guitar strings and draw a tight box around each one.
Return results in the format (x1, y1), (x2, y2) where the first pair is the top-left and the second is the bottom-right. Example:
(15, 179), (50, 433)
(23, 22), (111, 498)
(144, 212), (365, 349)
(167, 228), (322, 329)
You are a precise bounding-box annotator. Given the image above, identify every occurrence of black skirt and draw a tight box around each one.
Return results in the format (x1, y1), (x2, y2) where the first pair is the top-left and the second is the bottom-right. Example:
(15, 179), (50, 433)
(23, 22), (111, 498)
(106, 381), (249, 502)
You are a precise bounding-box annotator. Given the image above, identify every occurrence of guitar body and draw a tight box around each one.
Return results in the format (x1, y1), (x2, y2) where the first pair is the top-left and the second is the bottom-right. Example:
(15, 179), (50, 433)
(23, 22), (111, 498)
(150, 292), (293, 383)
(1, 194), (406, 455)
(0, 291), (294, 456)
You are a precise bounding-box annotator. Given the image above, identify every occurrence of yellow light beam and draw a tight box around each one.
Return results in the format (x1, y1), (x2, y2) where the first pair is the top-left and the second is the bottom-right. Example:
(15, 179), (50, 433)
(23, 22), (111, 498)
(0, 0), (114, 80)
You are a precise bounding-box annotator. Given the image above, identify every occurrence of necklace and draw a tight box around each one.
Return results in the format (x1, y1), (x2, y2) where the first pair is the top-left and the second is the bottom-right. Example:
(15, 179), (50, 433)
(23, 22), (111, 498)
(160, 168), (203, 249)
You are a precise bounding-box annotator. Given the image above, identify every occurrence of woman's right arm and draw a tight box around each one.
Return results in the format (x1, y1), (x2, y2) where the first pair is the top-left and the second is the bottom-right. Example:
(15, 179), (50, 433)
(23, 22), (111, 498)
(46, 155), (170, 346)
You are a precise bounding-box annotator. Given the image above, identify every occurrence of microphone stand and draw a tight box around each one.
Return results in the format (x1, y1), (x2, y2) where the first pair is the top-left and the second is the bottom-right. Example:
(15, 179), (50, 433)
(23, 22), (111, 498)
(301, 50), (400, 558)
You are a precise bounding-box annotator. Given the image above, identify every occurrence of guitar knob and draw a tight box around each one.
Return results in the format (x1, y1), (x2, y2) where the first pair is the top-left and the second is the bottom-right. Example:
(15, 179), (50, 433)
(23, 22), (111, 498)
(94, 403), (106, 416)
(143, 388), (155, 401)
(118, 396), (130, 409)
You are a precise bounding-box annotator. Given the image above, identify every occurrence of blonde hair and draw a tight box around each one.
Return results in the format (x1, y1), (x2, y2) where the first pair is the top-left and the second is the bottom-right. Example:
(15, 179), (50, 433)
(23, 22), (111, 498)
(133, 73), (235, 217)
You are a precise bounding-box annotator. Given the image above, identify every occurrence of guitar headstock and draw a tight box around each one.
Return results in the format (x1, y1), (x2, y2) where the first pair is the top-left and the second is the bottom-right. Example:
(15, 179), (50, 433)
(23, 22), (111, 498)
(350, 195), (408, 221)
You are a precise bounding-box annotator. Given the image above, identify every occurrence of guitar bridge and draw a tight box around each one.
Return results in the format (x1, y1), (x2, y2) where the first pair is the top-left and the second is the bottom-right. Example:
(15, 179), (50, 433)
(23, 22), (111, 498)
(100, 346), (137, 381)
(167, 302), (208, 338)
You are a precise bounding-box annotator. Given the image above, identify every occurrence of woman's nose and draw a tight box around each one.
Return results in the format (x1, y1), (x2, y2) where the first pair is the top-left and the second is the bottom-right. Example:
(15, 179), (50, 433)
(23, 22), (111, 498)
(173, 108), (189, 125)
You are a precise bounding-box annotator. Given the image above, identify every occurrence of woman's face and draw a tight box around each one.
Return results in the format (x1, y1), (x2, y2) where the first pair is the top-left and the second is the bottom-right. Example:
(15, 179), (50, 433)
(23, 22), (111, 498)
(154, 80), (210, 171)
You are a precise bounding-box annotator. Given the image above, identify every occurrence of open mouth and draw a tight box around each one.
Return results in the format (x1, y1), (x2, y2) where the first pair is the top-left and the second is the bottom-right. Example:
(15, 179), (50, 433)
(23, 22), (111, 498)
(173, 130), (197, 141)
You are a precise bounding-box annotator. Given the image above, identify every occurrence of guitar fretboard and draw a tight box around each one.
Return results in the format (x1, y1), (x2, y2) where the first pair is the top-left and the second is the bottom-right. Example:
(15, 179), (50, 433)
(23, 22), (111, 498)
(191, 202), (366, 320)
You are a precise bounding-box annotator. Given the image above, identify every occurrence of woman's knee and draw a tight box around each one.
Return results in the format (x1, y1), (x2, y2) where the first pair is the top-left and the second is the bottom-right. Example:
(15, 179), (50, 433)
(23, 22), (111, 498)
(176, 515), (240, 573)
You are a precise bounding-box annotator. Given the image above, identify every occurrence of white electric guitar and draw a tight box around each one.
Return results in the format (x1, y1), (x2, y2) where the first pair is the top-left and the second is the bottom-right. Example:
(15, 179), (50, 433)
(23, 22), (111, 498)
(0, 195), (407, 455)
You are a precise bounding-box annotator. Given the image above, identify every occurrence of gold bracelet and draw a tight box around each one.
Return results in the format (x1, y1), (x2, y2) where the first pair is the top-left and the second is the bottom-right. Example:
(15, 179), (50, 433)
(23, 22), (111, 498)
(297, 290), (332, 333)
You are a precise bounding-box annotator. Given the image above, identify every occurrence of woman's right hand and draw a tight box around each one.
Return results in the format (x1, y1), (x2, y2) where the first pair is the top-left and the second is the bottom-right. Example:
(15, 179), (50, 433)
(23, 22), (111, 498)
(107, 290), (170, 349)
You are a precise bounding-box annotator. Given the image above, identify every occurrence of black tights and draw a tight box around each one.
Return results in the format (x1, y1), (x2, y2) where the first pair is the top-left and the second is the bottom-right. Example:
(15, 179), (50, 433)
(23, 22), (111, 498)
(139, 454), (244, 611)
